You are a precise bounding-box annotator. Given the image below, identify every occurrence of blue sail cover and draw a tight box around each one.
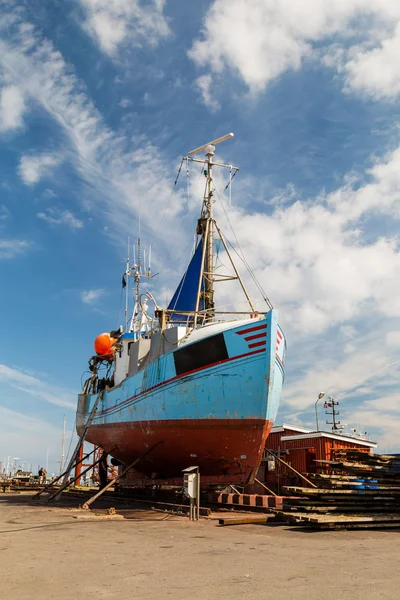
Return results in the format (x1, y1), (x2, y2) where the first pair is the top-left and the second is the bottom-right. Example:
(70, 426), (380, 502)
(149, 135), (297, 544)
(168, 239), (204, 321)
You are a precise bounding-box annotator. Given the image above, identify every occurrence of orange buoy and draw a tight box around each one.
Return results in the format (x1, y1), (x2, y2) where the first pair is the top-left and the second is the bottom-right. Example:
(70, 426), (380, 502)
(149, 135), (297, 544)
(94, 332), (117, 358)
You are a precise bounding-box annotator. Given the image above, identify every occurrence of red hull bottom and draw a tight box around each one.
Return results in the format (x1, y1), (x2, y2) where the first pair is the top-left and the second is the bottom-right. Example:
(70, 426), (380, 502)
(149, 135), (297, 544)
(85, 418), (273, 485)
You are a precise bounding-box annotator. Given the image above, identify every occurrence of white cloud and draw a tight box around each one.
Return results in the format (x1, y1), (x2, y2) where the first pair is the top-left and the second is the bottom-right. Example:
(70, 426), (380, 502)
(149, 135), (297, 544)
(195, 74), (220, 111)
(0, 85), (25, 132)
(37, 207), (83, 230)
(0, 405), (64, 474)
(0, 239), (29, 259)
(189, 0), (400, 102)
(0, 14), (186, 256)
(386, 331), (400, 348)
(81, 289), (104, 304)
(18, 153), (62, 185)
(340, 325), (357, 339)
(342, 408), (400, 452)
(217, 144), (400, 335)
(278, 322), (400, 450)
(283, 340), (392, 411)
(119, 97), (132, 108)
(0, 364), (75, 409)
(0, 204), (10, 220)
(344, 23), (400, 100)
(79, 0), (170, 56)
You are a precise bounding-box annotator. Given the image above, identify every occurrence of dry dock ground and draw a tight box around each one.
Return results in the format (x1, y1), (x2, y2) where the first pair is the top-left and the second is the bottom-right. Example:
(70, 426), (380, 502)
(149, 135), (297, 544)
(1, 494), (399, 600)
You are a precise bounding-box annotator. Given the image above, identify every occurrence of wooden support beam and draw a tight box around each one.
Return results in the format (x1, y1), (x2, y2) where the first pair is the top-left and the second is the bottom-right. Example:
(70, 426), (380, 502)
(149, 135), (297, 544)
(218, 516), (270, 526)
(33, 447), (97, 499)
(81, 442), (162, 510)
(254, 478), (277, 497)
(48, 451), (111, 502)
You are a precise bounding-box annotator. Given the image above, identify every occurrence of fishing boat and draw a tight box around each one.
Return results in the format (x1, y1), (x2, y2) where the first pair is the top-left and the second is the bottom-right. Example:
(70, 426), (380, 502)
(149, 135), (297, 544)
(76, 133), (286, 485)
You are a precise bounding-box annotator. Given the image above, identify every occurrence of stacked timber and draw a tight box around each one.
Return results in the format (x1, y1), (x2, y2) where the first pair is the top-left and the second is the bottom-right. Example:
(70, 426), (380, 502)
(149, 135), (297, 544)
(278, 450), (400, 530)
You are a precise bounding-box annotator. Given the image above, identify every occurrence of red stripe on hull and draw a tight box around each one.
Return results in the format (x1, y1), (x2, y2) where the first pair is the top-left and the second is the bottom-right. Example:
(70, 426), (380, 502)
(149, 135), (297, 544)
(244, 332), (267, 342)
(236, 324), (267, 336)
(248, 340), (266, 349)
(84, 418), (273, 485)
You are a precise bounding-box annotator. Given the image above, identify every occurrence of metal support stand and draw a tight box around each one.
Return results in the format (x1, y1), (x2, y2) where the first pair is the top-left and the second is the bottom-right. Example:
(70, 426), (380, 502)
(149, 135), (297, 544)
(74, 444), (84, 486)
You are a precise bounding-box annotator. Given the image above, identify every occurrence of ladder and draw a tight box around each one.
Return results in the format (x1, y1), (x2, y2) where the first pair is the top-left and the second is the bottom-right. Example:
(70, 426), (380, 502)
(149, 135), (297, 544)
(52, 390), (104, 500)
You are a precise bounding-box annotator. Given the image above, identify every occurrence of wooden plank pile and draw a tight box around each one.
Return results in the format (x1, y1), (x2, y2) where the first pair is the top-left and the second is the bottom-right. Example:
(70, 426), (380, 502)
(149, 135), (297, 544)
(277, 450), (400, 530)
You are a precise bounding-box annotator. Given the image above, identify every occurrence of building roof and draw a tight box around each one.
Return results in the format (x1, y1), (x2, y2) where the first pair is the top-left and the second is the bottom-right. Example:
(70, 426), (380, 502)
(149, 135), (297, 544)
(280, 431), (377, 448)
(271, 423), (311, 434)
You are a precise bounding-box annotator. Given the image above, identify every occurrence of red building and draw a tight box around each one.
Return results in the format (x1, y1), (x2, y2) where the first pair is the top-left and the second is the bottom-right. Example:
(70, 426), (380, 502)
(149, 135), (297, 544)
(259, 424), (377, 494)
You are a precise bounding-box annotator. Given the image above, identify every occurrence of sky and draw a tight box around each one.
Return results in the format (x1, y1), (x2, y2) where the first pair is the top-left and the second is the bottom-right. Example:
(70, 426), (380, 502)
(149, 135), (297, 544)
(1, 0), (400, 473)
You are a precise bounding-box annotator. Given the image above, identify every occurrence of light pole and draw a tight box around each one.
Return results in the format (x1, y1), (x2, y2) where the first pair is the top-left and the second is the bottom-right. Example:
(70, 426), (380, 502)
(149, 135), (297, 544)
(315, 392), (325, 431)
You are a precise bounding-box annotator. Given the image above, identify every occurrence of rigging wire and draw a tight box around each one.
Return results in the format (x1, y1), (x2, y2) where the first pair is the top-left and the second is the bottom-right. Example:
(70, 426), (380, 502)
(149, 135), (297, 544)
(155, 158), (206, 277)
(224, 168), (238, 193)
(117, 285), (124, 330)
(225, 233), (274, 311)
(213, 185), (274, 310)
(151, 158), (185, 245)
(225, 166), (238, 208)
(186, 157), (190, 206)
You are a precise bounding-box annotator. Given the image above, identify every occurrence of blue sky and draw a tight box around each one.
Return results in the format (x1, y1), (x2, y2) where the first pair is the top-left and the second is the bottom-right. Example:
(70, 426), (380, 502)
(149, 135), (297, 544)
(1, 0), (400, 472)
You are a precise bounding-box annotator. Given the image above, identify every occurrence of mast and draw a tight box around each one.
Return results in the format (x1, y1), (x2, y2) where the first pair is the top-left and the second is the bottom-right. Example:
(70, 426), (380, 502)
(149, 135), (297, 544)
(188, 133), (234, 323)
(124, 237), (130, 333)
(170, 132), (259, 327)
(204, 143), (215, 319)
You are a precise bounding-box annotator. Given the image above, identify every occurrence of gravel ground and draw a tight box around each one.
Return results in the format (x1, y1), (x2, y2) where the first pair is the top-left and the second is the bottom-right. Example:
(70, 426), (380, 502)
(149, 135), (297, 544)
(0, 493), (399, 600)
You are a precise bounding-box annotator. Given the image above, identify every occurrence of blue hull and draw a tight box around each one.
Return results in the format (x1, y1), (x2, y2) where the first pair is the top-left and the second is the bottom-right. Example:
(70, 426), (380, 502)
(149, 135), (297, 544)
(77, 311), (285, 484)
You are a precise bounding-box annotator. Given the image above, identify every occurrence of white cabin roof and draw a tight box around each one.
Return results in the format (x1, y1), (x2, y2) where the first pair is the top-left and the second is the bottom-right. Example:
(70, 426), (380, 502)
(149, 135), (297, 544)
(280, 431), (377, 448)
(271, 423), (311, 434)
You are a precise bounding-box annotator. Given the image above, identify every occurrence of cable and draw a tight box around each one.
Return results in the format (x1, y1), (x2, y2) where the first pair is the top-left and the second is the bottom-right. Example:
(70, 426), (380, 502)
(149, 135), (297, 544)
(150, 158), (184, 247)
(214, 185), (273, 309)
(156, 158), (206, 278)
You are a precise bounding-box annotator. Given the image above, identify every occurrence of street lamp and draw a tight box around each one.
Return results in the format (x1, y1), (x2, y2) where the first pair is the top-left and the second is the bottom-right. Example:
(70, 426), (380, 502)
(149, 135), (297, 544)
(315, 392), (325, 431)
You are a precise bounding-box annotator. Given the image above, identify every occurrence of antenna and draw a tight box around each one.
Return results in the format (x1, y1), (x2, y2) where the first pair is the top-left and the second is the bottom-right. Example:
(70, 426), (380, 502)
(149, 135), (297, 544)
(125, 237), (130, 332)
(325, 396), (344, 434)
(188, 132), (234, 156)
(126, 238), (153, 335)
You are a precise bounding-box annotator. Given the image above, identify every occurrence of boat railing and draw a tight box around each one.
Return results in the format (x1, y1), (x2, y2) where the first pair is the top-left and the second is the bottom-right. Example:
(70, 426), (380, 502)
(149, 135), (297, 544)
(163, 308), (269, 327)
